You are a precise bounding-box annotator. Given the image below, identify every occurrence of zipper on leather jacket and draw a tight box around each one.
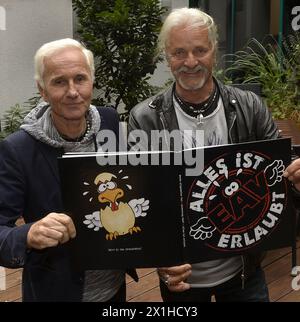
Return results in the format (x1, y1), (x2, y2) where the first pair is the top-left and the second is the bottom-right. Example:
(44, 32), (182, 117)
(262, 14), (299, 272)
(159, 112), (170, 150)
(228, 113), (237, 144)
(241, 255), (245, 289)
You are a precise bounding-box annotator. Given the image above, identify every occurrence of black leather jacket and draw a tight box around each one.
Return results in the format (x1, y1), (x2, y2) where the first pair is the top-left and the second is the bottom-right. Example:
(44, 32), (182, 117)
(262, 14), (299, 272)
(128, 79), (280, 282)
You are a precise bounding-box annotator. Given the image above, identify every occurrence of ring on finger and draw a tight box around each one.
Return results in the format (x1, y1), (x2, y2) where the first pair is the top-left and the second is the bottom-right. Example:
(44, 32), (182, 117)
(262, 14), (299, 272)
(164, 274), (170, 285)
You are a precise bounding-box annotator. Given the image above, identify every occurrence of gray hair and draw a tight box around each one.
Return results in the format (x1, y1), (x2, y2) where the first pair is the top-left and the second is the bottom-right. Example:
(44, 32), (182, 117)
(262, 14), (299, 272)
(34, 38), (95, 88)
(158, 7), (218, 53)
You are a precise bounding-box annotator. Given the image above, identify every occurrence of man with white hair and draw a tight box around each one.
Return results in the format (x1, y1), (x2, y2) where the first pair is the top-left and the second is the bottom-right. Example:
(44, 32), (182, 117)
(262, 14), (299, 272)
(0, 38), (132, 301)
(128, 7), (300, 302)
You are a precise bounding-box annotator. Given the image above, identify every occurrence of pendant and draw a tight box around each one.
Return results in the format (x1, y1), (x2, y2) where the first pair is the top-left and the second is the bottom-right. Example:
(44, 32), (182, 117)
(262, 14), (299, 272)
(197, 113), (204, 125)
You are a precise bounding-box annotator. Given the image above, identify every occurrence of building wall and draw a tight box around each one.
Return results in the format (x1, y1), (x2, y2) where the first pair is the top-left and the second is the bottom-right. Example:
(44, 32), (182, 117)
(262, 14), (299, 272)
(0, 0), (73, 116)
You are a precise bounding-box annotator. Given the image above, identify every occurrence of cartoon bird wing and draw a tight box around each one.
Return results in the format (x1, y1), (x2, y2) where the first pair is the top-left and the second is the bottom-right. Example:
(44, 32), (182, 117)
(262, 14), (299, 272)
(128, 198), (149, 217)
(83, 211), (102, 231)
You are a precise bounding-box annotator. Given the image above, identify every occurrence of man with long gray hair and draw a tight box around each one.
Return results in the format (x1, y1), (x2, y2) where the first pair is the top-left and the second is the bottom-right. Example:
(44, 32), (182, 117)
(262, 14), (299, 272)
(129, 7), (300, 302)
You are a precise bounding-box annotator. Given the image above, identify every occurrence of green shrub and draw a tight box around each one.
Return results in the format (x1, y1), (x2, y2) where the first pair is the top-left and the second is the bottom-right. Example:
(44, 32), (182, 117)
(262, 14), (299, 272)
(73, 0), (166, 121)
(0, 95), (41, 141)
(224, 33), (300, 121)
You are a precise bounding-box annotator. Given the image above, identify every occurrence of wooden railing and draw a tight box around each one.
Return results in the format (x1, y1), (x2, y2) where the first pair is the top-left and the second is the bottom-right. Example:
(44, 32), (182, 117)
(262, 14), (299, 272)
(275, 119), (300, 147)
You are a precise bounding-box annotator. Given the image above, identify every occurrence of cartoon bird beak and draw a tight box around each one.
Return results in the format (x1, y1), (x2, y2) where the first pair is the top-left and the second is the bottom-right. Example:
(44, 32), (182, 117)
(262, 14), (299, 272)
(98, 188), (124, 211)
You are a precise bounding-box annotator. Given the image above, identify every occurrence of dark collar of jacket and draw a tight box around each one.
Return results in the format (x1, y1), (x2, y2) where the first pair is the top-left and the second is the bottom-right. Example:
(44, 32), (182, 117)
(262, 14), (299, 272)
(129, 78), (279, 148)
(136, 80), (236, 135)
(143, 79), (239, 142)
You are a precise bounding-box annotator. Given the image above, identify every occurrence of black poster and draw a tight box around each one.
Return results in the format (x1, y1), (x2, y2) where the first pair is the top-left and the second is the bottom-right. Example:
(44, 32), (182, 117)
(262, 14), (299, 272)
(58, 138), (294, 270)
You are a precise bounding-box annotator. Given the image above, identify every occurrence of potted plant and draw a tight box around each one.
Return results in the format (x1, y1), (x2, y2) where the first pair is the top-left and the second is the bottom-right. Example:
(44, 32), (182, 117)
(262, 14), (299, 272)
(224, 33), (300, 122)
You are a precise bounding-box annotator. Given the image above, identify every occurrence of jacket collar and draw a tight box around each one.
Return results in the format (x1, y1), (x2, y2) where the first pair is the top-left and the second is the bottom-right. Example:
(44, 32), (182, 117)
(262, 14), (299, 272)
(149, 84), (179, 132)
(215, 79), (238, 143)
(150, 85), (173, 113)
(149, 79), (238, 140)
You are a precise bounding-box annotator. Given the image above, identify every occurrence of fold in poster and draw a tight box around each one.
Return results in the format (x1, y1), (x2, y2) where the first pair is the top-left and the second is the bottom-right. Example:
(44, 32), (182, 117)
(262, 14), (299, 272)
(58, 138), (294, 270)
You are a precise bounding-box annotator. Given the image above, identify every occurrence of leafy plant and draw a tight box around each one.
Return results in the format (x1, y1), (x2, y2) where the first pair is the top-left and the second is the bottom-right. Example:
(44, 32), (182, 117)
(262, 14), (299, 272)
(224, 33), (300, 121)
(0, 104), (30, 140)
(213, 68), (233, 85)
(73, 0), (166, 121)
(0, 94), (41, 140)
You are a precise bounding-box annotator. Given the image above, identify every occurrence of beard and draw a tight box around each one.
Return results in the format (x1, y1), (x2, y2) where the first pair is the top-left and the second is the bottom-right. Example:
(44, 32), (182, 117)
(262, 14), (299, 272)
(173, 65), (210, 91)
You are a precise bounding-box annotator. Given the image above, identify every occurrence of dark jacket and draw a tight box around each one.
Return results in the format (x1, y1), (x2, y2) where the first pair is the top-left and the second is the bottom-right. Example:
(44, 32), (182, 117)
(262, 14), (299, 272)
(0, 107), (122, 301)
(128, 80), (280, 280)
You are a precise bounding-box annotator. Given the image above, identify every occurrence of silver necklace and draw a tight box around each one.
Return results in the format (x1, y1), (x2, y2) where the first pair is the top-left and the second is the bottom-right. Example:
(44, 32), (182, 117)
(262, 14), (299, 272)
(60, 120), (91, 142)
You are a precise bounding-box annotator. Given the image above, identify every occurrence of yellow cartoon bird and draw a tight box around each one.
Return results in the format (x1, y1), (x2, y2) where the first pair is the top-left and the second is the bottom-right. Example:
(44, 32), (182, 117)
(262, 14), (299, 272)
(83, 172), (149, 240)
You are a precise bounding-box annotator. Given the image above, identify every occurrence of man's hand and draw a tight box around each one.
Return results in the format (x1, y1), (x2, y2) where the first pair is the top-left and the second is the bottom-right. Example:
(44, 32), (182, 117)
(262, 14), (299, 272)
(157, 264), (192, 292)
(284, 158), (300, 191)
(27, 213), (76, 250)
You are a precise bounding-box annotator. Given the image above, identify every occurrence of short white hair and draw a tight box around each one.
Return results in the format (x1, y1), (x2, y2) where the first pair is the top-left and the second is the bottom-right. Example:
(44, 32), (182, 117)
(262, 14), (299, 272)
(34, 38), (95, 88)
(158, 7), (218, 53)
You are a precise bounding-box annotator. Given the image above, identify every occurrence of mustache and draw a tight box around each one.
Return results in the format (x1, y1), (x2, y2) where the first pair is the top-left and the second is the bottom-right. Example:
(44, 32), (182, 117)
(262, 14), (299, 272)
(176, 65), (208, 73)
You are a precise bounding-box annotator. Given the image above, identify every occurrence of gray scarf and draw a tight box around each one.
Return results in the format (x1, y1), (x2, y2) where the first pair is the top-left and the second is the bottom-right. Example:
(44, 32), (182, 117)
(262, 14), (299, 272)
(21, 102), (101, 152)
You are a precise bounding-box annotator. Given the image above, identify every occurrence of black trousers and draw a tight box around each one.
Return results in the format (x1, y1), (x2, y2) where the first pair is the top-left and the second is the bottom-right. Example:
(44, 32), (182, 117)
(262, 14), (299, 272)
(159, 267), (269, 302)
